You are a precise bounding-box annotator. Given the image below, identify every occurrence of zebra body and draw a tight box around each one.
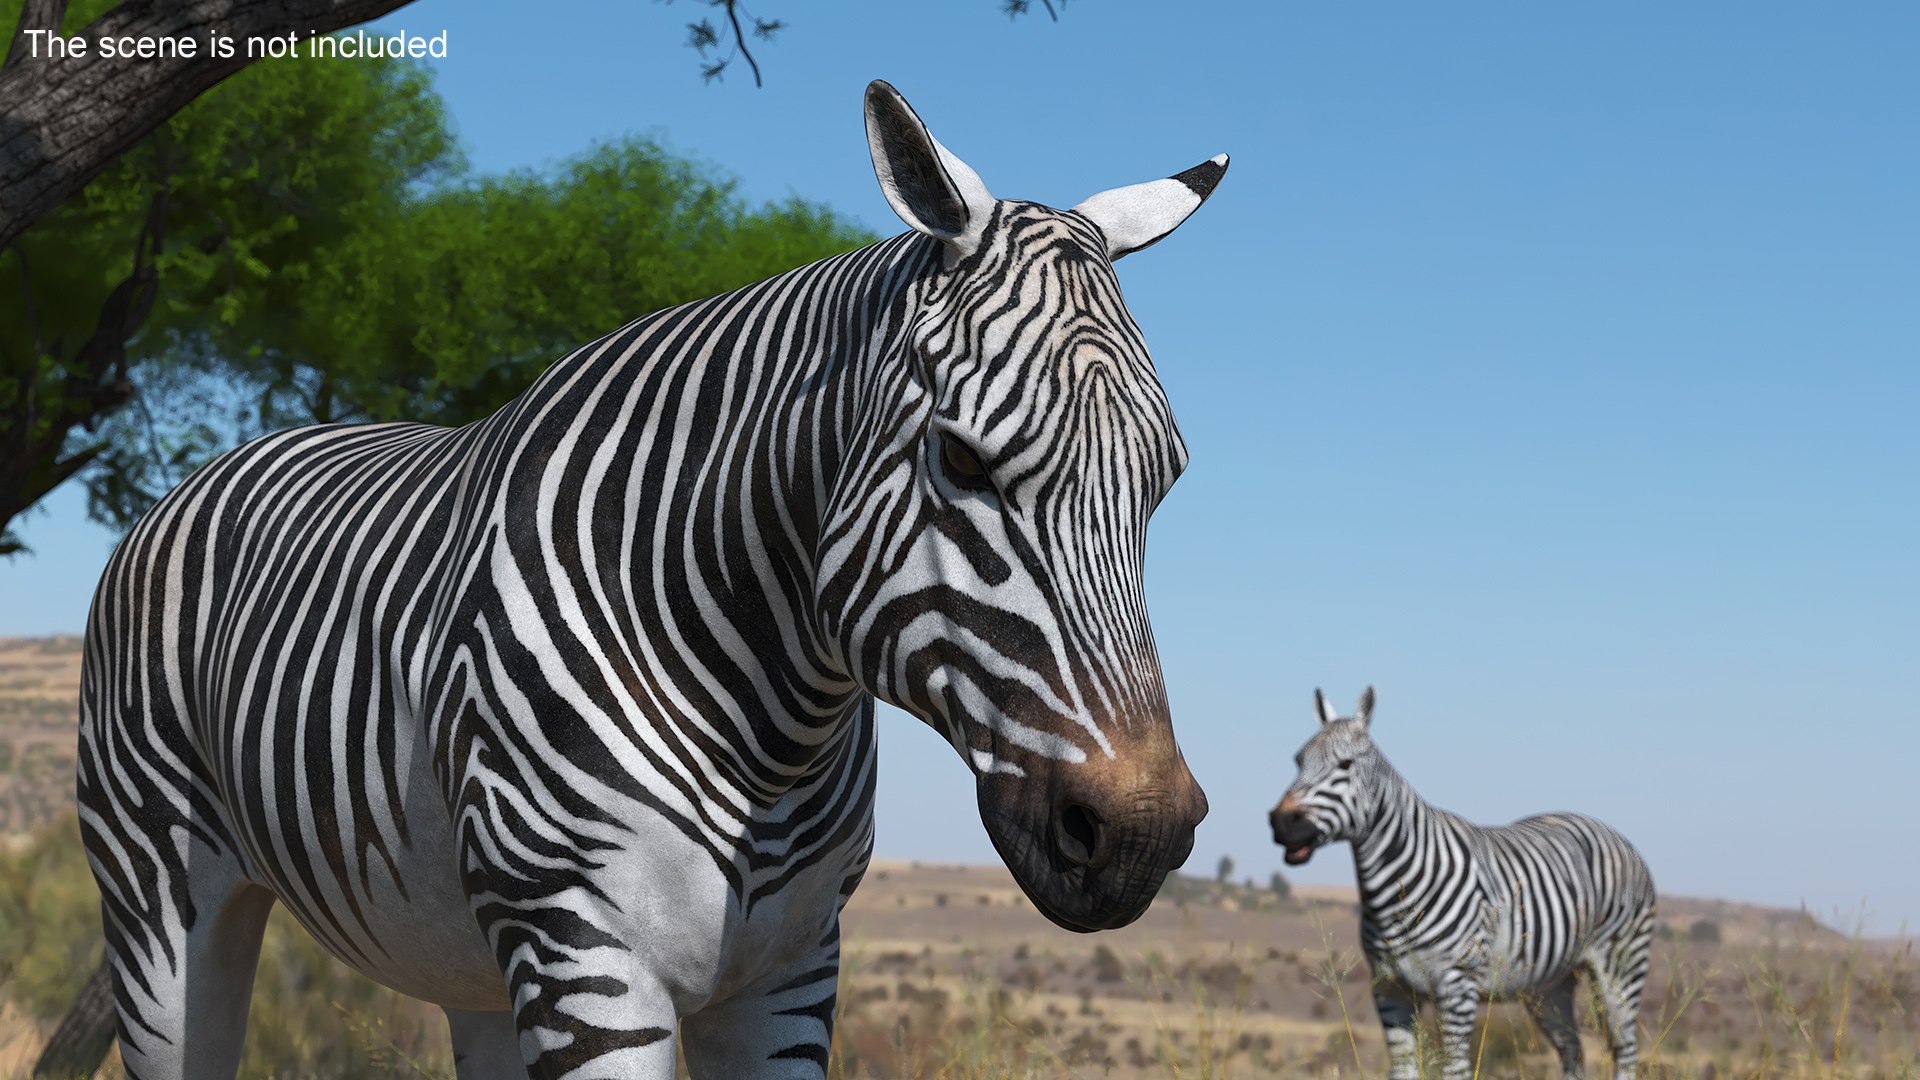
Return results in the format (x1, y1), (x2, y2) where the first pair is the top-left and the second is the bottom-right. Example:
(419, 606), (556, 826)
(1271, 689), (1654, 1080)
(79, 81), (1217, 1080)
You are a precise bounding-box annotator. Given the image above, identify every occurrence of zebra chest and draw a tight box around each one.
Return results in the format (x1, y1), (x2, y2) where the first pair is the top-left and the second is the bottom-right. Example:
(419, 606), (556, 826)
(1364, 939), (1480, 999)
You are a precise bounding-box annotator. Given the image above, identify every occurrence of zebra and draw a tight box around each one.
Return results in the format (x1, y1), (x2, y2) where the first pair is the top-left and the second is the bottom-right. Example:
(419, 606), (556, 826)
(75, 80), (1219, 1080)
(1270, 688), (1656, 1080)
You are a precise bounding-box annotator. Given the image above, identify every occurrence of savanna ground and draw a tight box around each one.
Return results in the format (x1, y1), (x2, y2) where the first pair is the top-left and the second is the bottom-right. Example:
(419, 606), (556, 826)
(0, 636), (1913, 1079)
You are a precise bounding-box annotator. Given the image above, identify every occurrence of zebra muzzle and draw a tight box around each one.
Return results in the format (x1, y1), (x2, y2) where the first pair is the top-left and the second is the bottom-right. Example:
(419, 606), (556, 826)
(1271, 800), (1321, 865)
(1055, 802), (1108, 869)
(977, 764), (1203, 933)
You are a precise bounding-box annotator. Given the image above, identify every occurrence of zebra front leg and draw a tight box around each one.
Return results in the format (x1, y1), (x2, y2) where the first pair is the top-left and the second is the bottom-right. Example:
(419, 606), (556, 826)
(1433, 977), (1483, 1080)
(1370, 976), (1422, 1080)
(679, 920), (843, 1079)
(476, 898), (682, 1080)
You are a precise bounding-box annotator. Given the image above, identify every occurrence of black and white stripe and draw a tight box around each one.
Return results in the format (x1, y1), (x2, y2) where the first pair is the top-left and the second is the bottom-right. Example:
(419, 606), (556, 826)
(76, 81), (1221, 1080)
(1272, 688), (1655, 1080)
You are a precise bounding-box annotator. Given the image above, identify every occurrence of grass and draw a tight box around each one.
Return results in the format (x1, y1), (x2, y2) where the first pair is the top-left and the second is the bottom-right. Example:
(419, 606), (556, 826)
(0, 814), (454, 1080)
(0, 815), (1913, 1079)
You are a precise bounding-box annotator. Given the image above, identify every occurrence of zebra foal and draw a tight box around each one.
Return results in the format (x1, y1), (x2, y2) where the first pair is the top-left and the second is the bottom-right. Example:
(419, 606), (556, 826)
(78, 81), (1219, 1080)
(1270, 689), (1656, 1080)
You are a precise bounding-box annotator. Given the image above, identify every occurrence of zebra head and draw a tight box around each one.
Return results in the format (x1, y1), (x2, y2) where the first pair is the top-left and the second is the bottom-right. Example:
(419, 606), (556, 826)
(822, 82), (1220, 931)
(1271, 687), (1380, 866)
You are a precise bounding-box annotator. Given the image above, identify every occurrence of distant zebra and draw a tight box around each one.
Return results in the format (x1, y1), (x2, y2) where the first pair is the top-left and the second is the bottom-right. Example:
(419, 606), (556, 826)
(1270, 689), (1655, 1080)
(78, 81), (1217, 1080)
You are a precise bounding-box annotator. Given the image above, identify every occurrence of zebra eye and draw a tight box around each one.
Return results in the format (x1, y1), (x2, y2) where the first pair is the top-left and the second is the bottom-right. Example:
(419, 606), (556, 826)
(1338, 759), (1353, 770)
(940, 434), (995, 493)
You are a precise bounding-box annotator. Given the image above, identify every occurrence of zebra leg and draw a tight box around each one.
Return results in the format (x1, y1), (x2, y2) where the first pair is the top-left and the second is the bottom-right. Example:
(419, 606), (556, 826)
(1523, 976), (1586, 1080)
(81, 690), (275, 1080)
(1371, 977), (1422, 1080)
(443, 1008), (523, 1080)
(679, 922), (842, 1079)
(98, 869), (275, 1080)
(1584, 939), (1651, 1080)
(1433, 978), (1482, 1080)
(484, 919), (681, 1080)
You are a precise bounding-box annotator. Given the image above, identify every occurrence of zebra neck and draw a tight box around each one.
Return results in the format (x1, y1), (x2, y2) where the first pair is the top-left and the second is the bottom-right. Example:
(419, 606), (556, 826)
(490, 232), (942, 798)
(1347, 763), (1454, 916)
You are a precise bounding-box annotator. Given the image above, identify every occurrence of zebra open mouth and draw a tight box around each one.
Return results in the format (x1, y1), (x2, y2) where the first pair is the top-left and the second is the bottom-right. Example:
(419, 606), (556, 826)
(1271, 800), (1321, 864)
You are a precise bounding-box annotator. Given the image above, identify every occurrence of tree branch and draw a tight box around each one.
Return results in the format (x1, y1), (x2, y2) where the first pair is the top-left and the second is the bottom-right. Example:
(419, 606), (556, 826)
(12, 243), (41, 358)
(722, 1), (760, 89)
(0, 0), (418, 253)
(0, 173), (161, 536)
(4, 0), (69, 71)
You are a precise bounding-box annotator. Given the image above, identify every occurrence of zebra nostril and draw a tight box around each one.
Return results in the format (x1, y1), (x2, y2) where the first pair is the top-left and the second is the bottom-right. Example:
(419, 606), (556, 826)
(1274, 808), (1313, 843)
(1058, 803), (1102, 867)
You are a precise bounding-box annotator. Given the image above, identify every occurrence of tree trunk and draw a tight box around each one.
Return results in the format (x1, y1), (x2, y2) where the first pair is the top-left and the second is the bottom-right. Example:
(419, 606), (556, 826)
(31, 956), (116, 1080)
(0, 0), (418, 253)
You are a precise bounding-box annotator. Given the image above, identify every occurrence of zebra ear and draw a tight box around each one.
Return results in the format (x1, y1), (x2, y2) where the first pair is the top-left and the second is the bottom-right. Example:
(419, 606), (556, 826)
(1071, 154), (1229, 261)
(1314, 689), (1338, 726)
(865, 80), (994, 265)
(1355, 687), (1375, 729)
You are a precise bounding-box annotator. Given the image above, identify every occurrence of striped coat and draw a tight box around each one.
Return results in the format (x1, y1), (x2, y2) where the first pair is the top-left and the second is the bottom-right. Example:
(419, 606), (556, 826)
(77, 81), (1217, 1080)
(1272, 689), (1655, 1080)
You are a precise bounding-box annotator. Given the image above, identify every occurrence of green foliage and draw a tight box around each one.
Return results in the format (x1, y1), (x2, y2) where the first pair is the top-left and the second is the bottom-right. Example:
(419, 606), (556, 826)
(0, 0), (149, 553)
(76, 52), (462, 530)
(0, 32), (874, 536)
(76, 129), (874, 530)
(216, 136), (876, 432)
(2, 0), (874, 540)
(0, 24), (462, 543)
(0, 813), (103, 1020)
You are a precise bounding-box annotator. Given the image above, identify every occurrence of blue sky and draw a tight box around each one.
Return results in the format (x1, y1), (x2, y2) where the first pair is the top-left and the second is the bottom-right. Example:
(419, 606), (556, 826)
(4, 1), (1916, 933)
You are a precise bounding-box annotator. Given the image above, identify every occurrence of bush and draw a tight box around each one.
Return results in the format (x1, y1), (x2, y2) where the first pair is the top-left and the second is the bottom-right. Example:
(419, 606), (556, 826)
(0, 812), (104, 1020)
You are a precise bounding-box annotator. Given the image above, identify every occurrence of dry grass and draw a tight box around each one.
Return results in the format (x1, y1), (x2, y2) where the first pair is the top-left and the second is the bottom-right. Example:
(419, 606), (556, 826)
(0, 650), (1912, 1080)
(0, 637), (84, 838)
(821, 912), (1917, 1080)
(0, 820), (1913, 1079)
